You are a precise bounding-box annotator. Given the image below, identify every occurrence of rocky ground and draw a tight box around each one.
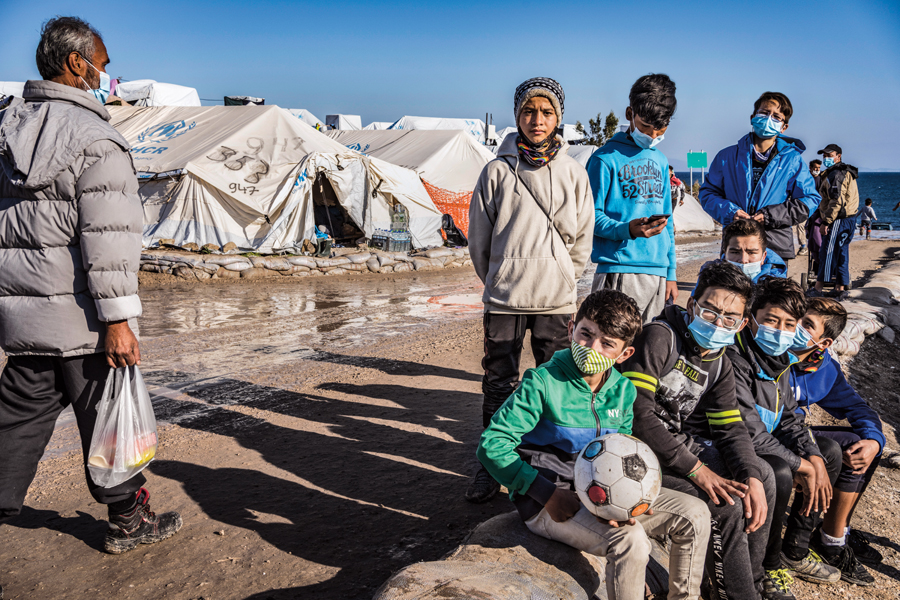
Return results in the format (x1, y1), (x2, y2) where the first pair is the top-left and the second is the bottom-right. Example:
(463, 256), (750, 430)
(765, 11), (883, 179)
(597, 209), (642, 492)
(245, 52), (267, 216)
(1, 237), (899, 600)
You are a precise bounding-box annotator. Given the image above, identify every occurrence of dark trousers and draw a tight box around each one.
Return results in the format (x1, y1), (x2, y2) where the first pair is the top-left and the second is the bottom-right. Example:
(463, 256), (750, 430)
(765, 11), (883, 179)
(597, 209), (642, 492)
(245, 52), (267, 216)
(818, 216), (856, 286)
(661, 439), (776, 600)
(481, 313), (569, 427)
(0, 353), (145, 520)
(761, 435), (842, 568)
(812, 426), (881, 493)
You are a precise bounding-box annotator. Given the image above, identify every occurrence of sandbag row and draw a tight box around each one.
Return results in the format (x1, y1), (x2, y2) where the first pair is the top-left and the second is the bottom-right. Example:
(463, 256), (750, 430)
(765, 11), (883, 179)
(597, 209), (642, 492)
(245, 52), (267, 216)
(833, 259), (900, 360)
(139, 247), (471, 281)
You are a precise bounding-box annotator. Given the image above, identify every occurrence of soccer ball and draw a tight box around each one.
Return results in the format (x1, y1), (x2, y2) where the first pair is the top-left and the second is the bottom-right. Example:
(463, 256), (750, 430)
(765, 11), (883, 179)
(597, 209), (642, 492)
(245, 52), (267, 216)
(574, 433), (662, 521)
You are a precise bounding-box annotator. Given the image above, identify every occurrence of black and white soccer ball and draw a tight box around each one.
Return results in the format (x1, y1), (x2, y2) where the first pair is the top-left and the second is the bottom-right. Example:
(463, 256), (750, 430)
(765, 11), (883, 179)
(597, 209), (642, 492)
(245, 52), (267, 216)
(574, 433), (662, 521)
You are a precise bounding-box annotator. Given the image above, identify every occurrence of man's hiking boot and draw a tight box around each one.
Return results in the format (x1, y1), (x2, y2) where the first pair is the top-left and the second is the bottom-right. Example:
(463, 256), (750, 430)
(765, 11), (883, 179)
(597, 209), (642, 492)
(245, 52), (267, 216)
(813, 542), (876, 586)
(848, 529), (883, 565)
(465, 466), (500, 503)
(104, 488), (183, 554)
(780, 549), (841, 584)
(761, 569), (796, 600)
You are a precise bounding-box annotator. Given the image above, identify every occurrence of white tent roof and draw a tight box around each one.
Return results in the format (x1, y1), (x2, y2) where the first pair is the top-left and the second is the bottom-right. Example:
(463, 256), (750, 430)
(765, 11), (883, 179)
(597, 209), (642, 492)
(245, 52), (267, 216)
(288, 108), (325, 129)
(674, 193), (717, 234)
(327, 129), (495, 194)
(115, 79), (200, 107)
(565, 144), (596, 167)
(364, 121), (393, 130)
(389, 116), (486, 141)
(0, 82), (25, 98)
(108, 105), (441, 251)
(326, 114), (362, 130)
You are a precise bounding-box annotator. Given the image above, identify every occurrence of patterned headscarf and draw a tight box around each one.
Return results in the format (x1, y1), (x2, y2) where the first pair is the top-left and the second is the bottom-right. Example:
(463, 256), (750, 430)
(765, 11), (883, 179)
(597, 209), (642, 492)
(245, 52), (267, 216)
(514, 77), (565, 167)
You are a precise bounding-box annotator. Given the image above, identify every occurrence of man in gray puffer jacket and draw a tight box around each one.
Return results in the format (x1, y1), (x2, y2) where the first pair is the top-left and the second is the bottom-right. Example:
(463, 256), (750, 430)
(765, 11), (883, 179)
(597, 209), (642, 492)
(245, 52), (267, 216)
(0, 17), (181, 556)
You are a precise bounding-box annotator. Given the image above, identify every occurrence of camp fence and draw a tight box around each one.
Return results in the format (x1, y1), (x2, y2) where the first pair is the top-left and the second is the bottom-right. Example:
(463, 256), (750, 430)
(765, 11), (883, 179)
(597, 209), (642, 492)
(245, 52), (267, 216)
(109, 105), (443, 253)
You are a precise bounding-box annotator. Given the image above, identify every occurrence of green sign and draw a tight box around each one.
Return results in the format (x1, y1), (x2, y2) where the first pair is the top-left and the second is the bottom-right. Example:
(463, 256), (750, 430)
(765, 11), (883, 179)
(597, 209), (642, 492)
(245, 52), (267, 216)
(687, 152), (708, 169)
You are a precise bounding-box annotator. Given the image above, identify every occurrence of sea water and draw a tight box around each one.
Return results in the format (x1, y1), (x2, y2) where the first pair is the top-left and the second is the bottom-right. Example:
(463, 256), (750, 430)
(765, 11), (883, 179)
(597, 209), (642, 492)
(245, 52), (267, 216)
(675, 171), (900, 230)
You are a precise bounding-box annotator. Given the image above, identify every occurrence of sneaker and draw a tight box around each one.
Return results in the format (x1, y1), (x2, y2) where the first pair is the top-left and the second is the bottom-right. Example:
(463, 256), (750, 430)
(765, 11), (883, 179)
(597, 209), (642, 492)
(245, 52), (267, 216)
(465, 466), (500, 503)
(806, 288), (826, 298)
(815, 543), (876, 587)
(797, 246), (808, 256)
(848, 529), (883, 565)
(104, 488), (183, 554)
(761, 569), (796, 599)
(780, 549), (841, 584)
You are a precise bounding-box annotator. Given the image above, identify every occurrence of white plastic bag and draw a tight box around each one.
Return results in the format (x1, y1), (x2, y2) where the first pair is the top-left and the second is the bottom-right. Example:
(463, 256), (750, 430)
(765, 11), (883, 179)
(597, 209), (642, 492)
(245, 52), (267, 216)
(87, 366), (158, 488)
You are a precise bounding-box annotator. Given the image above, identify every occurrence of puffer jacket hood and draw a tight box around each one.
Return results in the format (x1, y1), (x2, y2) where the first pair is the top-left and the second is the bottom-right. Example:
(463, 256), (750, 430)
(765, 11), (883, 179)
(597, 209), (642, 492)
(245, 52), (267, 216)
(0, 80), (142, 357)
(0, 80), (129, 190)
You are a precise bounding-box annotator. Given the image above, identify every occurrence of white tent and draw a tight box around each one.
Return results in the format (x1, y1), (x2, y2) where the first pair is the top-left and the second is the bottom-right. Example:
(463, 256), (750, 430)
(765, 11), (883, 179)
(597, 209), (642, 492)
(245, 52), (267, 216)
(364, 121), (393, 130)
(673, 194), (717, 234)
(114, 80), (200, 107)
(288, 108), (325, 130)
(0, 82), (25, 99)
(108, 105), (442, 251)
(326, 114), (362, 130)
(328, 129), (496, 235)
(565, 144), (596, 167)
(389, 116), (486, 142)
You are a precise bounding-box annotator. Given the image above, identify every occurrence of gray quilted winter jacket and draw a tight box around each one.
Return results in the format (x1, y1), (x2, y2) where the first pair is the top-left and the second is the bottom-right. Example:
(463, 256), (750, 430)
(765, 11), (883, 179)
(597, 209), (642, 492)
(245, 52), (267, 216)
(0, 80), (142, 356)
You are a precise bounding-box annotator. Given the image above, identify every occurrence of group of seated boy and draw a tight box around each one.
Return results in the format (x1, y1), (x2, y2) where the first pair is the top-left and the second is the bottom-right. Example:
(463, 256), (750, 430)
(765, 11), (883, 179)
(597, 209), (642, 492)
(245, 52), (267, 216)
(476, 218), (885, 600)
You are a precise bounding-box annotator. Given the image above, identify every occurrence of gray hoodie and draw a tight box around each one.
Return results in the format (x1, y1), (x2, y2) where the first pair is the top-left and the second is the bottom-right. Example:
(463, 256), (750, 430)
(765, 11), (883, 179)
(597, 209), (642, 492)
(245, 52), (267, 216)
(0, 80), (142, 356)
(468, 134), (593, 314)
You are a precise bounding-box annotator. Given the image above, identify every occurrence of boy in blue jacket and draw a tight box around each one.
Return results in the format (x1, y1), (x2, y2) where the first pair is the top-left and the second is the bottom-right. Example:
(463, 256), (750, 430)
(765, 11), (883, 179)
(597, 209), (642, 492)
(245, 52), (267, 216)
(587, 74), (678, 323)
(788, 297), (884, 586)
(693, 219), (786, 297)
(699, 92), (820, 262)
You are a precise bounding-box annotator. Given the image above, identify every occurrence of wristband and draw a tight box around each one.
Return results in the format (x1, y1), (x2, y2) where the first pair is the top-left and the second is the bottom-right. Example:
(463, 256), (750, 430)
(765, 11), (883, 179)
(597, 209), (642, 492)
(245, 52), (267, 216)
(687, 463), (706, 478)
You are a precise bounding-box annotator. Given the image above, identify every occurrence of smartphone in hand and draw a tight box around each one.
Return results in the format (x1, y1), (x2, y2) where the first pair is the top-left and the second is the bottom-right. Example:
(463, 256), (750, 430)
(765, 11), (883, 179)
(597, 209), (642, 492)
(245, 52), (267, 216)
(648, 214), (669, 223)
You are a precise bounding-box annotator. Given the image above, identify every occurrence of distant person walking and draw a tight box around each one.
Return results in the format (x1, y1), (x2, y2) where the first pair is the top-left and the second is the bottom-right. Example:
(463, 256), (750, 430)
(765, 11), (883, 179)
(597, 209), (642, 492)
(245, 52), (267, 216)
(811, 144), (859, 297)
(0, 17), (182, 555)
(806, 160), (825, 282)
(699, 92), (821, 263)
(670, 165), (685, 211)
(859, 198), (876, 239)
(467, 77), (593, 503)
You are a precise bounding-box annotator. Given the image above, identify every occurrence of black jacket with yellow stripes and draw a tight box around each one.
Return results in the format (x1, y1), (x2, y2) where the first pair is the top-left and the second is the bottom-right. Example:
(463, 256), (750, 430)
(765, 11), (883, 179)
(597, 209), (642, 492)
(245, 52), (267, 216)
(620, 304), (763, 482)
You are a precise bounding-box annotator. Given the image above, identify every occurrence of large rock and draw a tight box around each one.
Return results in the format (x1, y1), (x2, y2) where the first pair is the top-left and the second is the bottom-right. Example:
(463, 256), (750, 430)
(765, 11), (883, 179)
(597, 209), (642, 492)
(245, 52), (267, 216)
(373, 512), (670, 600)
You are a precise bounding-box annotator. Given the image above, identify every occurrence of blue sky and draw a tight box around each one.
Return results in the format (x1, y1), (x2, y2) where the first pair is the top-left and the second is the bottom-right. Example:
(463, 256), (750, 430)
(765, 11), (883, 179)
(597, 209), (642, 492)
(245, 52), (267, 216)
(2, 0), (899, 170)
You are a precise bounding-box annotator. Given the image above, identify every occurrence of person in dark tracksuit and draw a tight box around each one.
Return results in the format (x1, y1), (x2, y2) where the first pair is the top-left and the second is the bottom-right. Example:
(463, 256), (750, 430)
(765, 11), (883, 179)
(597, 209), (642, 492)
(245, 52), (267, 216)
(729, 277), (842, 599)
(789, 297), (884, 586)
(810, 144), (858, 297)
(623, 261), (775, 600)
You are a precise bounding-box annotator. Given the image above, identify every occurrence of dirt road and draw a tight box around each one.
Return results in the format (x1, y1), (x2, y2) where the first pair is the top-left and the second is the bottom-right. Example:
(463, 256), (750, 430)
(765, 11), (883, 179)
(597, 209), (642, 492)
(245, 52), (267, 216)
(2, 237), (899, 600)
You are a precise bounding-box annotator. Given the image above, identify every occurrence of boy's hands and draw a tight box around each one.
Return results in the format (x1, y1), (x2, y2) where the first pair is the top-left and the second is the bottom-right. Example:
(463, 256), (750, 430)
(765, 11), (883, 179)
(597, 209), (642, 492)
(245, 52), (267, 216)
(665, 281), (679, 304)
(545, 488), (581, 523)
(743, 477), (768, 533)
(604, 507), (653, 528)
(691, 463), (747, 506)
(794, 457), (832, 516)
(844, 439), (880, 474)
(629, 217), (667, 239)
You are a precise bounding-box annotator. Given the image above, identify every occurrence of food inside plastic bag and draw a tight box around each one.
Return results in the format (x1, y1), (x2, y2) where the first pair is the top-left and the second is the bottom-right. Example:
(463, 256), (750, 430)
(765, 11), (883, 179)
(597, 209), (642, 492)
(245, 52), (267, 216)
(87, 366), (158, 488)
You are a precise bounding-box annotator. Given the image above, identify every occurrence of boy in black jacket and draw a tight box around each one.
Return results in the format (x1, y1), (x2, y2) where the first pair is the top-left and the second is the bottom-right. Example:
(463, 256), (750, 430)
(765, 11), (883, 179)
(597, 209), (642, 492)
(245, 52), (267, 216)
(622, 260), (775, 600)
(729, 277), (842, 599)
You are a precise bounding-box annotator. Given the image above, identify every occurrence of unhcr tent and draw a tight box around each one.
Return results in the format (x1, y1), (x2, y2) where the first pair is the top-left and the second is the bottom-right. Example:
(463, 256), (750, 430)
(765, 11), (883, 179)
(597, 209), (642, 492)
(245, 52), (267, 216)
(108, 105), (442, 252)
(115, 80), (201, 106)
(326, 114), (362, 130)
(364, 122), (393, 130)
(673, 194), (717, 234)
(328, 129), (496, 236)
(389, 116), (486, 142)
(288, 108), (325, 130)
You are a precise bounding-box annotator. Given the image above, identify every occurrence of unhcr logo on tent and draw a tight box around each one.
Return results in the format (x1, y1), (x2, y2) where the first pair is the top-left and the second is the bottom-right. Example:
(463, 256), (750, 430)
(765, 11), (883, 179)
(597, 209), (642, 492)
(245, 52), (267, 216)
(346, 143), (370, 155)
(137, 120), (197, 144)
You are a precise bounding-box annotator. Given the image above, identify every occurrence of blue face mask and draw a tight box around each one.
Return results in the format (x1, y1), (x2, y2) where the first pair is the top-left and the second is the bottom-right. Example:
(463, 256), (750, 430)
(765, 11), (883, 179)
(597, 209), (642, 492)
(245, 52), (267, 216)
(789, 324), (817, 353)
(80, 55), (111, 105)
(751, 114), (783, 139)
(726, 258), (762, 281)
(631, 123), (664, 149)
(823, 157), (835, 168)
(688, 312), (737, 351)
(753, 317), (796, 356)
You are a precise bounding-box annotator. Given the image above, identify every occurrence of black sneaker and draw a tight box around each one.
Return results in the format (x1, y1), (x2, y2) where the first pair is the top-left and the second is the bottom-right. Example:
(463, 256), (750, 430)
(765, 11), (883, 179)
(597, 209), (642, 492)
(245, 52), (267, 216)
(848, 529), (883, 565)
(104, 488), (183, 554)
(761, 569), (796, 599)
(816, 544), (875, 587)
(465, 466), (500, 503)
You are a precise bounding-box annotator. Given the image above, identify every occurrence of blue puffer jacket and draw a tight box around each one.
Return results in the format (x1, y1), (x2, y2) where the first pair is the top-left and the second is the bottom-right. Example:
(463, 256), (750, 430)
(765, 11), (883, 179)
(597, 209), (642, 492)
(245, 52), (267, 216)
(699, 134), (821, 260)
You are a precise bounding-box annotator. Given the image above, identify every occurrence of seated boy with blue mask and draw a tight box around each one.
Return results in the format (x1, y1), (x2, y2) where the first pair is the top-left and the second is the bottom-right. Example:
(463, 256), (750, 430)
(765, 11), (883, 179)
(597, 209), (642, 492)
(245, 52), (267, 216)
(693, 219), (786, 297)
(728, 276), (843, 599)
(477, 289), (711, 600)
(787, 297), (885, 586)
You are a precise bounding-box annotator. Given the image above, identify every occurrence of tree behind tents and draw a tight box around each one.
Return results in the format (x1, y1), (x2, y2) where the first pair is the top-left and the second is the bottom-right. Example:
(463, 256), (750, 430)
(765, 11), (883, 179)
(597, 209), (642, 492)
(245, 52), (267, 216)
(575, 110), (619, 147)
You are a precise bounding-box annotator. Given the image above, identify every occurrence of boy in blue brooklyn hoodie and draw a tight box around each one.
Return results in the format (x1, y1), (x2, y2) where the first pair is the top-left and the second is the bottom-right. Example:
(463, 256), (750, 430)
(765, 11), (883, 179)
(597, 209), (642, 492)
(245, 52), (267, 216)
(699, 91), (820, 262)
(588, 74), (677, 324)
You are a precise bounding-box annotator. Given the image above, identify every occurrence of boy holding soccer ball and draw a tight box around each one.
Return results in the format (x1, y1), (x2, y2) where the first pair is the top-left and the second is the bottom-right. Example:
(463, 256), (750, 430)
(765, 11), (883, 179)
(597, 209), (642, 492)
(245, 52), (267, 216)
(477, 289), (711, 600)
